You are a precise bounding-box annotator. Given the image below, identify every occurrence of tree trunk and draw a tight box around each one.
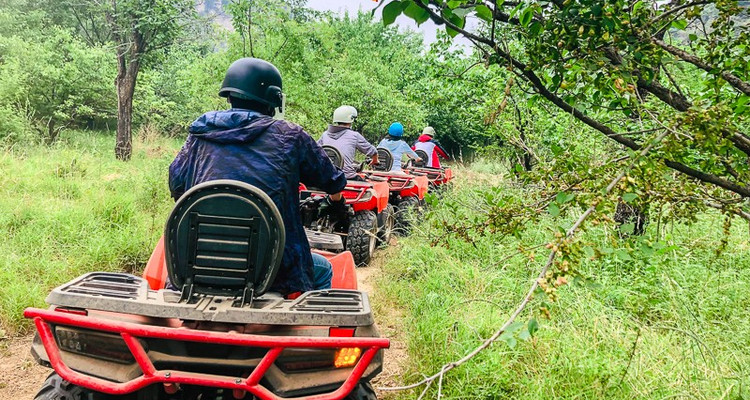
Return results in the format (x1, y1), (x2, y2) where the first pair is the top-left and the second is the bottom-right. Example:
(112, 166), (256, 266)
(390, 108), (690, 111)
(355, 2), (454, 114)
(114, 53), (140, 161)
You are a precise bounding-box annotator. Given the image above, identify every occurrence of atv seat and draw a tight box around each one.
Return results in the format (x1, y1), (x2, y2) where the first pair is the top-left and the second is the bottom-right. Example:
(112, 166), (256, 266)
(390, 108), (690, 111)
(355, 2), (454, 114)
(373, 148), (394, 172)
(165, 180), (285, 305)
(414, 149), (429, 167)
(321, 145), (344, 169)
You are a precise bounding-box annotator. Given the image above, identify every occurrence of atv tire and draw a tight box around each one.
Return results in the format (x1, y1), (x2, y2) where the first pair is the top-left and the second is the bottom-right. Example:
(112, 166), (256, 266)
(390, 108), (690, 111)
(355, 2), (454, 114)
(377, 204), (395, 245)
(35, 373), (85, 400)
(395, 196), (420, 236)
(348, 210), (378, 266)
(344, 382), (378, 400)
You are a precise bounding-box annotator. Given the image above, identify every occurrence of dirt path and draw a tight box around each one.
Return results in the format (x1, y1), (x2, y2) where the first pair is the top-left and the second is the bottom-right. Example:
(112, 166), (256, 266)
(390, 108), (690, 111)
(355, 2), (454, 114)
(0, 336), (49, 399)
(0, 247), (408, 399)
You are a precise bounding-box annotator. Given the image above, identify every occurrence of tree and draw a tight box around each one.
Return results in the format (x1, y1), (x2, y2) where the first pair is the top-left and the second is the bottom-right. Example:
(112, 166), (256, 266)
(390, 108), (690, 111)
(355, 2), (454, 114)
(60, 0), (196, 160)
(383, 0), (750, 219)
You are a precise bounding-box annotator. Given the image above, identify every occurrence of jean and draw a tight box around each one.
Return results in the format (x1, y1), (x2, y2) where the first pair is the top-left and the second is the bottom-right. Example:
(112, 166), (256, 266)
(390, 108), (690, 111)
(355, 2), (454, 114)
(311, 252), (333, 290)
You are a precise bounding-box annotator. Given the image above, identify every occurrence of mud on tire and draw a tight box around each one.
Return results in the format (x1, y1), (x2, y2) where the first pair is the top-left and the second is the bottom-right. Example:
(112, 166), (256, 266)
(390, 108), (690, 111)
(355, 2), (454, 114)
(348, 210), (378, 266)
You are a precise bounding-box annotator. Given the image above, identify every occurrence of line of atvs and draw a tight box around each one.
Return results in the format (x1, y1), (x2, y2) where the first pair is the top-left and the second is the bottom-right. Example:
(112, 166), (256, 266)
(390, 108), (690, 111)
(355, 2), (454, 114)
(22, 148), (453, 400)
(302, 146), (454, 267)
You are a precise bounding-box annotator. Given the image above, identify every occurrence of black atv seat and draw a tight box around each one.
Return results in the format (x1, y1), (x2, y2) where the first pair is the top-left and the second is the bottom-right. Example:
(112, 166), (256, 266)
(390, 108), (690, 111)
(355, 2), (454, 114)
(165, 180), (285, 304)
(414, 149), (429, 167)
(321, 145), (344, 169)
(373, 148), (394, 172)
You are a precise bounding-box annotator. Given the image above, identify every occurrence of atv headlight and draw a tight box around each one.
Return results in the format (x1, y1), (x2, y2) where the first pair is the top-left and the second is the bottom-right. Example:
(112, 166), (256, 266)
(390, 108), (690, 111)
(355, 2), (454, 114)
(55, 327), (142, 364)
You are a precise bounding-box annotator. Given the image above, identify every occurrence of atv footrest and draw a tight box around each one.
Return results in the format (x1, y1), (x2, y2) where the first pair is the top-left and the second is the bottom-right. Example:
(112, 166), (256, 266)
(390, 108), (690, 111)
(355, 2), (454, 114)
(306, 230), (345, 251)
(46, 273), (374, 326)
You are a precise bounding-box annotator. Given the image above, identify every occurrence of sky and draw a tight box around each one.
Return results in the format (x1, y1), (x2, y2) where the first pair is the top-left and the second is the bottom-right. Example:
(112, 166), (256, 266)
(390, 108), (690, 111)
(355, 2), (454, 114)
(306, 0), (473, 47)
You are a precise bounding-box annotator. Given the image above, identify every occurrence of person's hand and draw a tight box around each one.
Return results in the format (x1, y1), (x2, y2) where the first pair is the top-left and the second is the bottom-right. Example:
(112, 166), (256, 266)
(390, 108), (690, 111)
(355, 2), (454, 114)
(319, 194), (347, 219)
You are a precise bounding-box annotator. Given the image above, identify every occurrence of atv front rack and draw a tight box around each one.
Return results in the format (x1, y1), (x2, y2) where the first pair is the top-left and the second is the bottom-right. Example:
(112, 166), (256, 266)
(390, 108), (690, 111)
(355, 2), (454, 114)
(44, 273), (374, 326)
(25, 308), (389, 400)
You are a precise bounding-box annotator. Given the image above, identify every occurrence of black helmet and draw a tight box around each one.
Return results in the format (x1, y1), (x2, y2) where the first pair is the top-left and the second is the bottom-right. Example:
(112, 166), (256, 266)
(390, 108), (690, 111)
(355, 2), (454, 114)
(219, 58), (283, 108)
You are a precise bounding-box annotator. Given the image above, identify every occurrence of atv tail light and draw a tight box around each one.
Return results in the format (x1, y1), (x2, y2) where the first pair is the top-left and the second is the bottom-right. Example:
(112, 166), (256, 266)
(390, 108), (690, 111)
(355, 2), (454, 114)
(334, 347), (361, 368)
(55, 327), (141, 364)
(276, 348), (338, 372)
(54, 307), (88, 316)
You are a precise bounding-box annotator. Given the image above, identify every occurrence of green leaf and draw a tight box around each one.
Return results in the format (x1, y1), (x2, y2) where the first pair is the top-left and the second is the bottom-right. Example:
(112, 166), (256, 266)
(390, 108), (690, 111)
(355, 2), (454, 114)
(500, 332), (517, 348)
(475, 5), (493, 22)
(518, 327), (531, 341)
(528, 318), (539, 335)
(689, 33), (698, 41)
(671, 19), (688, 30)
(403, 2), (430, 25)
(548, 202), (560, 217)
(507, 321), (524, 334)
(382, 1), (403, 26)
(620, 223), (635, 235)
(556, 192), (575, 204)
(519, 7), (534, 27)
(622, 192), (637, 203)
(583, 246), (596, 259)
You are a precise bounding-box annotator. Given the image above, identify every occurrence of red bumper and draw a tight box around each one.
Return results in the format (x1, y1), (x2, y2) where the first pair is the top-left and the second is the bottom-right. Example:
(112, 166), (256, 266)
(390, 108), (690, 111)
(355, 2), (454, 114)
(24, 308), (389, 400)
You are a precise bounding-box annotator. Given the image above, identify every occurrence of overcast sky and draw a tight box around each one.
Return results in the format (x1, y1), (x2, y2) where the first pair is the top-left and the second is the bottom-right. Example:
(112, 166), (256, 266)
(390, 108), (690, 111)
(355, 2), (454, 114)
(306, 0), (472, 47)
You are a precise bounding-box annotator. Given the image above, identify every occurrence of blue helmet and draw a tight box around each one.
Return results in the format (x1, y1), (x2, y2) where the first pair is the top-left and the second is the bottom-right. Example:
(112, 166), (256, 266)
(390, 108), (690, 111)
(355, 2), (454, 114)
(388, 122), (404, 137)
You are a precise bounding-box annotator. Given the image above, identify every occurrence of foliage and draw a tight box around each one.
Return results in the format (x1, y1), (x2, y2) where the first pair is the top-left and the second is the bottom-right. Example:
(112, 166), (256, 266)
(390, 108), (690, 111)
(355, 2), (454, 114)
(0, 131), (180, 332)
(385, 0), (750, 219)
(379, 164), (750, 399)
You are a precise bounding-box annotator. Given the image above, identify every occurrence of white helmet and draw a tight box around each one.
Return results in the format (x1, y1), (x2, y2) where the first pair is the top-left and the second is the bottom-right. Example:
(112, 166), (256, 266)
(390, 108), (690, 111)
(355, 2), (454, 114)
(333, 105), (358, 124)
(422, 126), (436, 137)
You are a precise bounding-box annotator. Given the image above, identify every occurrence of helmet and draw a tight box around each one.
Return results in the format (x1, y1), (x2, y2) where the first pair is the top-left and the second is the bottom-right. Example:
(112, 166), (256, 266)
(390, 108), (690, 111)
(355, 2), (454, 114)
(422, 126), (436, 137)
(333, 105), (358, 124)
(388, 122), (404, 137)
(219, 58), (283, 108)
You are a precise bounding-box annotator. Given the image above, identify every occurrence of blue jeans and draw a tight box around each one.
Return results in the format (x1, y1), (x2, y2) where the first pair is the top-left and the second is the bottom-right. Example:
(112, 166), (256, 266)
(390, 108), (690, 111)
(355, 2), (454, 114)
(311, 252), (333, 290)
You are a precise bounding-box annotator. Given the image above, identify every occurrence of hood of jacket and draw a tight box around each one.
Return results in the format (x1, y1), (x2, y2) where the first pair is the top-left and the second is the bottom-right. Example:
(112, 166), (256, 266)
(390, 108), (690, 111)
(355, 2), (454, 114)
(417, 134), (433, 143)
(324, 124), (351, 140)
(188, 109), (274, 144)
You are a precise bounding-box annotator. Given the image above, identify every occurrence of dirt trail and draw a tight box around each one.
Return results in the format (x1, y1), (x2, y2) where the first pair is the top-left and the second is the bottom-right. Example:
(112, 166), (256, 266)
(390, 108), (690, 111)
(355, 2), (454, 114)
(0, 336), (49, 399)
(0, 247), (408, 399)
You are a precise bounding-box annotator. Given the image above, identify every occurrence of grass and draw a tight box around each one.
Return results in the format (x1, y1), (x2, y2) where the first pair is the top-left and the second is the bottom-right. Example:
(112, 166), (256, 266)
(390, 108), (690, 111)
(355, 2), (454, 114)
(378, 165), (750, 399)
(0, 131), (181, 334)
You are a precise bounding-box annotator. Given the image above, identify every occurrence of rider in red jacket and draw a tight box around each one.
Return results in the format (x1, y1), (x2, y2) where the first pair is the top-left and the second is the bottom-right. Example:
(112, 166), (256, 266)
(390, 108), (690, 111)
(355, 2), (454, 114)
(412, 126), (449, 168)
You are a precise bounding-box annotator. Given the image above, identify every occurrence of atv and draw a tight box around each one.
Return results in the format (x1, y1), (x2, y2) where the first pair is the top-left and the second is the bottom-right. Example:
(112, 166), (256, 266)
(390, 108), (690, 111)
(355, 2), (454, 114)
(300, 146), (391, 266)
(361, 148), (429, 236)
(25, 180), (389, 400)
(405, 149), (454, 194)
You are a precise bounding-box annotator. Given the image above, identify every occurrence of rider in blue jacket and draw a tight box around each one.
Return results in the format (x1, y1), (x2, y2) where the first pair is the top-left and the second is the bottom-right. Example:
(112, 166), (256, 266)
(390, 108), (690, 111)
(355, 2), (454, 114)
(377, 122), (421, 171)
(169, 58), (347, 295)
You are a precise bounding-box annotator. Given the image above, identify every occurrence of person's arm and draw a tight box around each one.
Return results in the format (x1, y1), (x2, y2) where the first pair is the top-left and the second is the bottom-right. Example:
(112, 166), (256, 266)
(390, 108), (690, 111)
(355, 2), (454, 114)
(356, 132), (379, 165)
(168, 141), (192, 201)
(402, 141), (420, 159)
(298, 129), (347, 194)
(434, 141), (450, 160)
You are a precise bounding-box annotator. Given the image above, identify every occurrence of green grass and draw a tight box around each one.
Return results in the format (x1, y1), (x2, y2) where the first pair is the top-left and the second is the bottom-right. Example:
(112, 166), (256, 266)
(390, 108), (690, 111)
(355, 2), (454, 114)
(0, 131), (181, 334)
(379, 165), (750, 399)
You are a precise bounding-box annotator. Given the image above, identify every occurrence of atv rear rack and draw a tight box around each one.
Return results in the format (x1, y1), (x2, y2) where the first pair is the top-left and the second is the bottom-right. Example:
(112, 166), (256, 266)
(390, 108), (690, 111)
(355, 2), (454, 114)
(45, 273), (374, 326)
(25, 308), (389, 400)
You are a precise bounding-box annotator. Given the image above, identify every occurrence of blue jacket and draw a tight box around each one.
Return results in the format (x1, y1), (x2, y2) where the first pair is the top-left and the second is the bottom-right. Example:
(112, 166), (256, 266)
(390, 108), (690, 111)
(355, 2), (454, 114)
(169, 109), (347, 294)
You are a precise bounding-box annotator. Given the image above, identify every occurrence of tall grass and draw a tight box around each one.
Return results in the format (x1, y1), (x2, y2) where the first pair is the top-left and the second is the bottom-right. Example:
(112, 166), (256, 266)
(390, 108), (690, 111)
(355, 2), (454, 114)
(0, 131), (181, 333)
(379, 165), (750, 399)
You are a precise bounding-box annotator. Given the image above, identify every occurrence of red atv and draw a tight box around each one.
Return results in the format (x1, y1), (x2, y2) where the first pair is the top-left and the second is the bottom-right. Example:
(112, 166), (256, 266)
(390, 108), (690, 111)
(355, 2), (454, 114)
(300, 147), (390, 266)
(406, 149), (454, 192)
(25, 180), (389, 400)
(361, 148), (429, 235)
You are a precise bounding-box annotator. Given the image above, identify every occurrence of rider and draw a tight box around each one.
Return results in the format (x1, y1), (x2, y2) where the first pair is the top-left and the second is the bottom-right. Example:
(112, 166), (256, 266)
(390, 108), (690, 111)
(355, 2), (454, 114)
(169, 58), (347, 296)
(377, 122), (421, 172)
(318, 105), (379, 181)
(413, 126), (449, 168)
